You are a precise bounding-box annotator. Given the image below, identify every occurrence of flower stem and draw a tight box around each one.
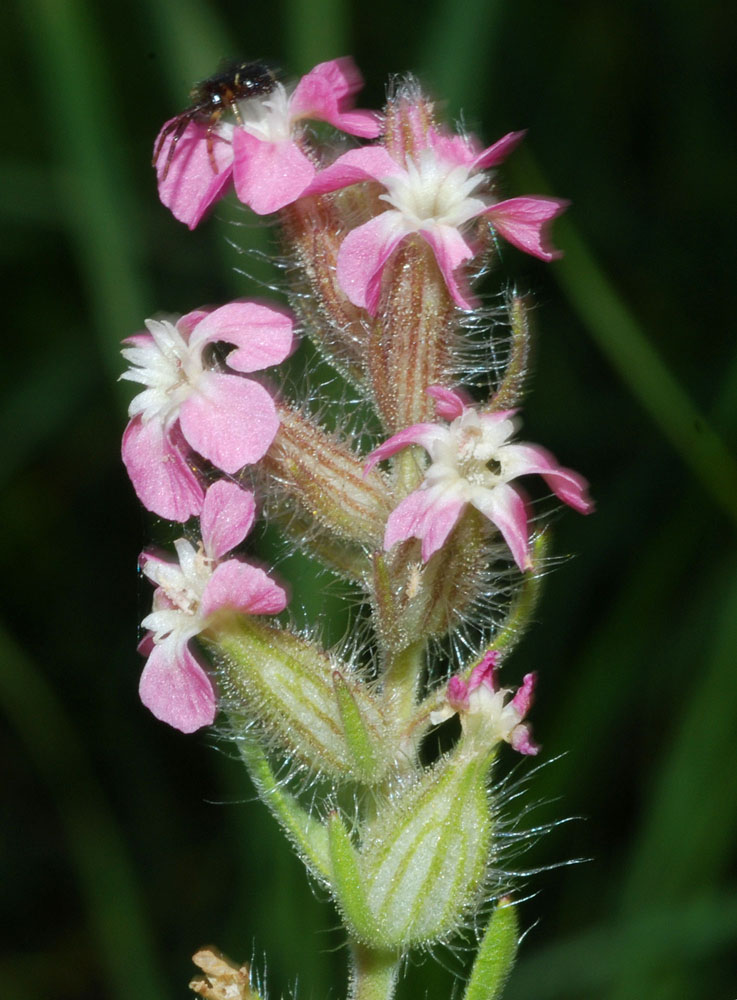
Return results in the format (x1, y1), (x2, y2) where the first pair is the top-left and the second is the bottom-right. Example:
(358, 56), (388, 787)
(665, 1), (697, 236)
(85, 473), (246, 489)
(348, 944), (399, 1000)
(382, 639), (425, 727)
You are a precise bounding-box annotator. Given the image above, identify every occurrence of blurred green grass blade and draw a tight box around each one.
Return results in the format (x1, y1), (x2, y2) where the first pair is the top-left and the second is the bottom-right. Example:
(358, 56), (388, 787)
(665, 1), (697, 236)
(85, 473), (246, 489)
(506, 892), (737, 999)
(512, 150), (737, 527)
(0, 623), (169, 1000)
(546, 327), (737, 791)
(604, 566), (737, 999)
(552, 218), (737, 525)
(19, 0), (150, 391)
(712, 334), (737, 430)
(0, 162), (60, 227)
(0, 344), (95, 488)
(284, 0), (349, 72)
(543, 501), (693, 789)
(418, 0), (502, 109)
(416, 6), (737, 524)
(621, 564), (737, 902)
(142, 0), (230, 90)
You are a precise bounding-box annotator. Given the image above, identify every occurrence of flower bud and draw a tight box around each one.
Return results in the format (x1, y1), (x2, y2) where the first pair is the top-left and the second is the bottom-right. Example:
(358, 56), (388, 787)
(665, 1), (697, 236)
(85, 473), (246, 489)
(260, 404), (390, 552)
(209, 617), (393, 783)
(329, 749), (492, 949)
(281, 193), (373, 385)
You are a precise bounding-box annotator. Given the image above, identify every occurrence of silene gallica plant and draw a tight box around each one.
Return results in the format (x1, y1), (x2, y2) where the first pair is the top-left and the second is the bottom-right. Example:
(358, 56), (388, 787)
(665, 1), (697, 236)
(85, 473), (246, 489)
(121, 56), (593, 1000)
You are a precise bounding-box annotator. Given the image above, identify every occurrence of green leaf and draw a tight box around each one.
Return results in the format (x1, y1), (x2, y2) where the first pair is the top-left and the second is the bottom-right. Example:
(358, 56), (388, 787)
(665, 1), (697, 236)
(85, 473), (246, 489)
(464, 897), (519, 1000)
(490, 293), (533, 409)
(328, 812), (379, 944)
(489, 531), (549, 657)
(333, 671), (381, 782)
(238, 737), (331, 882)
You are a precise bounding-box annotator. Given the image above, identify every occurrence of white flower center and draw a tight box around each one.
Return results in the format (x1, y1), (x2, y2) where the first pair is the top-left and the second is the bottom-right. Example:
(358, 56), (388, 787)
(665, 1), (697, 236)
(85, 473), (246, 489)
(380, 149), (489, 229)
(237, 84), (293, 143)
(424, 409), (518, 498)
(463, 683), (523, 743)
(142, 540), (214, 644)
(121, 319), (205, 426)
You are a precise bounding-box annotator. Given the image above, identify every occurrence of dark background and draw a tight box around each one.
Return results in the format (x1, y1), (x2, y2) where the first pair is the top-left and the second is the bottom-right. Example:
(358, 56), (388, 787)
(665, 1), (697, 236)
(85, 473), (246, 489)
(2, 0), (736, 998)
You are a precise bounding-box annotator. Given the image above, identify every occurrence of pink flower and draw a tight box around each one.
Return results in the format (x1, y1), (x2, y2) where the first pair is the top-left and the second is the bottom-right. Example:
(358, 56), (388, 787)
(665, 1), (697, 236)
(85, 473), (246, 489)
(138, 481), (288, 733)
(155, 57), (383, 227)
(120, 301), (294, 521)
(365, 387), (593, 570)
(305, 127), (567, 313)
(430, 651), (539, 755)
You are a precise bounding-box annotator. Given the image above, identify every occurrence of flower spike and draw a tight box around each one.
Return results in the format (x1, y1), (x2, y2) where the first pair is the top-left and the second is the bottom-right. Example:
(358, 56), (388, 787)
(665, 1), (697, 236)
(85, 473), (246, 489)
(125, 60), (598, 984)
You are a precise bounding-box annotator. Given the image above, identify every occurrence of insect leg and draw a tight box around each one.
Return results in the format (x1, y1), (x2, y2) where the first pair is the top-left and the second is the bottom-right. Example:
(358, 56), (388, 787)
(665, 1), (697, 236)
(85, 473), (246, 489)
(205, 114), (222, 174)
(158, 114), (197, 181)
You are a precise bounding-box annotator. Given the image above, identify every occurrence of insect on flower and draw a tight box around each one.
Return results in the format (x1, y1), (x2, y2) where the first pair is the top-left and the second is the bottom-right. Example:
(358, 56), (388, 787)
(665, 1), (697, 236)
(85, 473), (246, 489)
(153, 60), (278, 180)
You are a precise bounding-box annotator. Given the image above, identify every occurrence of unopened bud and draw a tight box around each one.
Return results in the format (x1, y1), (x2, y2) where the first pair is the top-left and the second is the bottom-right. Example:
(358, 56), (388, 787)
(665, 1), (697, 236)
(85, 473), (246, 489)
(330, 749), (491, 949)
(210, 617), (393, 783)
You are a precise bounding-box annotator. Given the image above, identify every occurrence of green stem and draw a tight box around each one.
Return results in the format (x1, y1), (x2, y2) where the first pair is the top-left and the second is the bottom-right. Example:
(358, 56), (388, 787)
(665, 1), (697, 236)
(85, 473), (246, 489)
(348, 944), (399, 1000)
(382, 640), (425, 727)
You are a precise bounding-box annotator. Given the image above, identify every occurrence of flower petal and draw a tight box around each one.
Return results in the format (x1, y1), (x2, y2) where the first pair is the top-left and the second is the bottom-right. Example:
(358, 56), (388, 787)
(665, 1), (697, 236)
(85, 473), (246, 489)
(200, 481), (256, 561)
(426, 129), (479, 167)
(201, 559), (288, 619)
(177, 308), (211, 340)
(121, 417), (204, 521)
(471, 482), (532, 571)
(137, 631), (155, 658)
(420, 224), (477, 309)
(139, 640), (216, 733)
(337, 211), (409, 313)
(500, 443), (594, 513)
(232, 129), (315, 214)
(364, 422), (446, 475)
(426, 385), (469, 420)
(190, 301), (295, 372)
(468, 651), (501, 692)
(178, 372), (279, 474)
(288, 57), (382, 137)
(304, 146), (404, 197)
(384, 484), (466, 562)
(509, 723), (540, 756)
(154, 119), (234, 229)
(139, 549), (180, 589)
(484, 196), (569, 261)
(471, 130), (527, 169)
(510, 671), (536, 717)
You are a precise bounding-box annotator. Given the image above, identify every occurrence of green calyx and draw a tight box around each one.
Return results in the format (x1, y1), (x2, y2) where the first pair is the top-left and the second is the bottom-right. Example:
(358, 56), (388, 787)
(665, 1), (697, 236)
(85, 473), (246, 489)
(328, 749), (493, 950)
(209, 617), (393, 784)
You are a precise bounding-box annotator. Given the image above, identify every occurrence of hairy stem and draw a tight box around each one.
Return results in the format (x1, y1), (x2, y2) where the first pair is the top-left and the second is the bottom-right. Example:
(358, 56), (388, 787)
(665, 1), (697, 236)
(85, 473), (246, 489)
(348, 944), (399, 1000)
(382, 640), (425, 729)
